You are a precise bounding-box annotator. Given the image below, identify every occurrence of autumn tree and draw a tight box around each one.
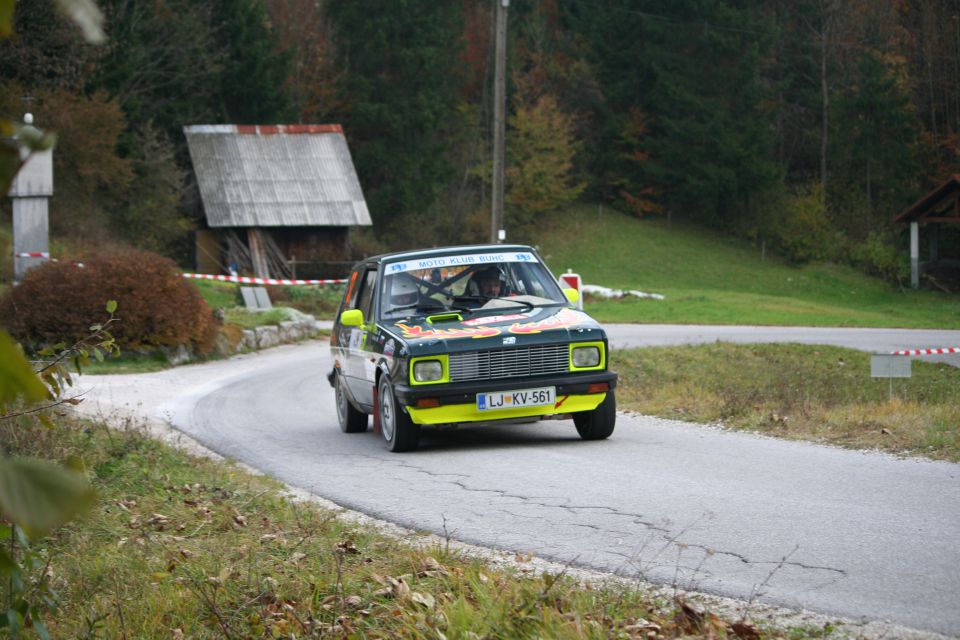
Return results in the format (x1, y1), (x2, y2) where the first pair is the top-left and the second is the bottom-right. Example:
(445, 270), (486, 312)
(506, 94), (584, 235)
(0, 0), (98, 91)
(901, 0), (960, 181)
(615, 108), (660, 217)
(0, 82), (134, 243)
(266, 0), (343, 122)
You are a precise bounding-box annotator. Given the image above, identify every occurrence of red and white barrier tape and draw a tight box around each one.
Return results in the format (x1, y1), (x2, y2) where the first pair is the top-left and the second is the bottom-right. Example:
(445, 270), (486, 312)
(182, 273), (347, 286)
(892, 347), (960, 356)
(15, 252), (50, 258)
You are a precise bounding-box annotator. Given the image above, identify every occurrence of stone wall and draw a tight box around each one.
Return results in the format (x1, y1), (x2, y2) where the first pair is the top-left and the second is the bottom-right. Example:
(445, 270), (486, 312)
(238, 317), (320, 352)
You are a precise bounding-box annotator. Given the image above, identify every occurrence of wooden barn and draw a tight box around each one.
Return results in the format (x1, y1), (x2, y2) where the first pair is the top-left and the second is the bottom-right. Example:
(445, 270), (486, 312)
(183, 124), (372, 279)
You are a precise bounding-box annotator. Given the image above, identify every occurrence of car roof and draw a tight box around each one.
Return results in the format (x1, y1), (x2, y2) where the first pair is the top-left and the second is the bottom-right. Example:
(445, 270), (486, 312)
(362, 244), (537, 266)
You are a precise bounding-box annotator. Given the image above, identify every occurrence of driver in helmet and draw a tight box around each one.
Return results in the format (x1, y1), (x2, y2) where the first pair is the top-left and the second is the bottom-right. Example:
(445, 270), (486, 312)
(473, 266), (507, 299)
(390, 274), (420, 308)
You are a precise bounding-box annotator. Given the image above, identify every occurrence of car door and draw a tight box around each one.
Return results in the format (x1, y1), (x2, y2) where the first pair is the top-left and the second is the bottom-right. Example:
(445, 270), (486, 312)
(340, 266), (379, 409)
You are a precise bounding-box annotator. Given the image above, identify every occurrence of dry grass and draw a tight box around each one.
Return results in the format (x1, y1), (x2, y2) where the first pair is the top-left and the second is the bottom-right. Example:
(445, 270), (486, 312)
(0, 416), (827, 639)
(613, 343), (960, 461)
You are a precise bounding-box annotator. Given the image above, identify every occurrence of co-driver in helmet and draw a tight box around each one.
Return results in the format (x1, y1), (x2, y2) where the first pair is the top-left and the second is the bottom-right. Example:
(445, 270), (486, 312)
(390, 274), (420, 308)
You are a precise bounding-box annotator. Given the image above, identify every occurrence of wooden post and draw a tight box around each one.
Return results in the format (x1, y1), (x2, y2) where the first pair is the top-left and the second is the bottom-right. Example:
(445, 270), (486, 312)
(248, 228), (270, 279)
(928, 223), (939, 266)
(910, 221), (919, 289)
(490, 0), (508, 244)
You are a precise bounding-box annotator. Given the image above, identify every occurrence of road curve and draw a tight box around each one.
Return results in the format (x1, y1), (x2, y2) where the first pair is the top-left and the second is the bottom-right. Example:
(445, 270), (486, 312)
(78, 328), (960, 636)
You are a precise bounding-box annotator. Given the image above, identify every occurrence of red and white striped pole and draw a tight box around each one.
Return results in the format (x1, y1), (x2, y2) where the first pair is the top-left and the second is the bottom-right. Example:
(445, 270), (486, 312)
(891, 347), (960, 356)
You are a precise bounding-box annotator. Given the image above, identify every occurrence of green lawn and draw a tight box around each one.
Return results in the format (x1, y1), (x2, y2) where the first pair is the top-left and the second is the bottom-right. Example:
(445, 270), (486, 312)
(539, 205), (960, 328)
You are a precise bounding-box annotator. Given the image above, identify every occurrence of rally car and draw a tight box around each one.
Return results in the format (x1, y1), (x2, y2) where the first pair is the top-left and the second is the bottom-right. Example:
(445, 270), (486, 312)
(327, 245), (617, 452)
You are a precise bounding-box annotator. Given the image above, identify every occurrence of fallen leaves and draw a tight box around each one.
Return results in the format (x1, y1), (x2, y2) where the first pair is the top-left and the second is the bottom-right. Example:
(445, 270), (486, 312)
(731, 619), (762, 640)
(372, 574), (411, 600)
(335, 540), (360, 555)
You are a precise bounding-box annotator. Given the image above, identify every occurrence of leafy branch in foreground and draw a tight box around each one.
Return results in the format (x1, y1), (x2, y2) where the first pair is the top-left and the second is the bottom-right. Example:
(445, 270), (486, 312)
(0, 301), (118, 637)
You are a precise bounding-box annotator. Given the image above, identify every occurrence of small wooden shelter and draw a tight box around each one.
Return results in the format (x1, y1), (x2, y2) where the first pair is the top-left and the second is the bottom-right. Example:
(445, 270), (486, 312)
(184, 124), (372, 279)
(894, 174), (960, 289)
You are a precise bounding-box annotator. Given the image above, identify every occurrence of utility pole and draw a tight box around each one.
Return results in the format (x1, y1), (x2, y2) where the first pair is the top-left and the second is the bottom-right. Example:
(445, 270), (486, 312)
(490, 0), (508, 244)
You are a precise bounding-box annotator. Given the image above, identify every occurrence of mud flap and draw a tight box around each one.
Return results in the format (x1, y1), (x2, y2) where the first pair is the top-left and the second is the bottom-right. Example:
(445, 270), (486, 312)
(372, 384), (381, 435)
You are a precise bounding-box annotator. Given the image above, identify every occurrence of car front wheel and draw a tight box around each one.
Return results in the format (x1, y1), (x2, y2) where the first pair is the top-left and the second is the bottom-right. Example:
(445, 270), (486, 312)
(378, 375), (420, 452)
(573, 390), (616, 440)
(335, 373), (368, 433)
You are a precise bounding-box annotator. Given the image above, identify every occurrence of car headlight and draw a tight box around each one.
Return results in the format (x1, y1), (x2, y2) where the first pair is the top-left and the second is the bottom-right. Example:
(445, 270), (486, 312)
(413, 360), (444, 382)
(572, 345), (601, 368)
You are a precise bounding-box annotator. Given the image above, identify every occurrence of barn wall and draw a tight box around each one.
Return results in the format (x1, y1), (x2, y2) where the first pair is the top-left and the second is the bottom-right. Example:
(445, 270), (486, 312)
(271, 227), (349, 261)
(195, 229), (221, 273)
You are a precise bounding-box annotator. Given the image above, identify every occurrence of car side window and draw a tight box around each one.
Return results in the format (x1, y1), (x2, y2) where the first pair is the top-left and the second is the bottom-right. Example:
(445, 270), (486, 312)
(355, 269), (378, 318)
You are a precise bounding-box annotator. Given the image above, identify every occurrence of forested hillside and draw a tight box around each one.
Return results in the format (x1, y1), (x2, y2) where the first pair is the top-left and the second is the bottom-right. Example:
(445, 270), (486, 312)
(2, 0), (958, 285)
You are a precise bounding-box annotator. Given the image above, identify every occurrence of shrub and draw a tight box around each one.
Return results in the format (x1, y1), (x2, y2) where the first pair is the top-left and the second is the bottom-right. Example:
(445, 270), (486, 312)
(850, 231), (910, 284)
(772, 185), (831, 264)
(0, 250), (218, 354)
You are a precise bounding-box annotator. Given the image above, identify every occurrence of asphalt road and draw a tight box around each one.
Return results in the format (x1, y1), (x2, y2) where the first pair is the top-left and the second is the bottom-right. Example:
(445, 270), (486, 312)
(602, 323), (960, 365)
(78, 327), (960, 636)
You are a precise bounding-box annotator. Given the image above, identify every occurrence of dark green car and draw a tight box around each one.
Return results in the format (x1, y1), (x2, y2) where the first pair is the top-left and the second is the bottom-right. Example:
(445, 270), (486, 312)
(328, 245), (617, 452)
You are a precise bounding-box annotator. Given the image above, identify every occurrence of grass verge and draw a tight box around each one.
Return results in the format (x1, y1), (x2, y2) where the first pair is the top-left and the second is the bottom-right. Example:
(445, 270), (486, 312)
(193, 279), (343, 320)
(0, 416), (830, 639)
(613, 343), (960, 462)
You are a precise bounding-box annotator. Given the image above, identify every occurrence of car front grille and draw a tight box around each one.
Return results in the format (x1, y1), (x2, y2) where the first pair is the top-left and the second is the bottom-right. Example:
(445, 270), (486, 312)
(448, 343), (570, 382)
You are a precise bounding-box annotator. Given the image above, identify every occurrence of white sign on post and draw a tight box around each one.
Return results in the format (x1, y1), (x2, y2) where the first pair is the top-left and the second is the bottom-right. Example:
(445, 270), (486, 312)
(870, 354), (911, 378)
(870, 354), (911, 401)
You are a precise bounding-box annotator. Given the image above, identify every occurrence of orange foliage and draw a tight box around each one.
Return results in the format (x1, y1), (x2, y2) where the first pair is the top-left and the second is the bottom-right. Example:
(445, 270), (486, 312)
(0, 251), (217, 354)
(461, 0), (490, 98)
(619, 108), (662, 217)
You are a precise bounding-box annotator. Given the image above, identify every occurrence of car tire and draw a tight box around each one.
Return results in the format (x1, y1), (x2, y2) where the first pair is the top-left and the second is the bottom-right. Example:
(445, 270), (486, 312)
(573, 390), (616, 440)
(378, 375), (420, 452)
(335, 373), (368, 433)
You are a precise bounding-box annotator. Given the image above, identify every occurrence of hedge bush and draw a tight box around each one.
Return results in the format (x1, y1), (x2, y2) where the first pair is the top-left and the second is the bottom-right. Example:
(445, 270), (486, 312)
(0, 250), (218, 354)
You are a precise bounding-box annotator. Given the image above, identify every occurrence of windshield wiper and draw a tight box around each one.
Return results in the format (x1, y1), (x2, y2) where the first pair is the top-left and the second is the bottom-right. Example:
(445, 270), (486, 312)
(388, 302), (447, 314)
(388, 301), (472, 315)
(485, 296), (535, 310)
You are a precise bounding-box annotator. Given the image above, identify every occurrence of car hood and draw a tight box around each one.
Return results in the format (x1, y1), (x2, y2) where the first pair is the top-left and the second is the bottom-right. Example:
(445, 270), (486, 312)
(381, 306), (607, 356)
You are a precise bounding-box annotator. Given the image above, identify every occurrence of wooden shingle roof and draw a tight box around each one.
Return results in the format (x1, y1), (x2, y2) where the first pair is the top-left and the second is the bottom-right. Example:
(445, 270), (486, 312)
(183, 124), (372, 228)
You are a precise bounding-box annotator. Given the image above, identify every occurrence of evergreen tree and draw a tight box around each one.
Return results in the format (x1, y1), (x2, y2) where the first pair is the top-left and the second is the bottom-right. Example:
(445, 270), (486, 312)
(639, 1), (781, 229)
(325, 0), (464, 234)
(558, 0), (650, 200)
(89, 0), (225, 141)
(211, 0), (292, 123)
(831, 51), (920, 236)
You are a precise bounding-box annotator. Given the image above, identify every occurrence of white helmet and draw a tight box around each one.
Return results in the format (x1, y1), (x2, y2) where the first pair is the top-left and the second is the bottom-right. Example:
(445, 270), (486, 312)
(391, 275), (419, 306)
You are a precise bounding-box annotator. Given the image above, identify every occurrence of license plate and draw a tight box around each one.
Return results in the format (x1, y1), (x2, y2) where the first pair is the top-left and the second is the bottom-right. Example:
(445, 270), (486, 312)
(477, 386), (555, 411)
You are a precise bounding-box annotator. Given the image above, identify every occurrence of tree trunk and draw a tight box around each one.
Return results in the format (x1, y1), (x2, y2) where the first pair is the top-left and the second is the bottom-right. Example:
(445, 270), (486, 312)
(820, 5), (829, 205)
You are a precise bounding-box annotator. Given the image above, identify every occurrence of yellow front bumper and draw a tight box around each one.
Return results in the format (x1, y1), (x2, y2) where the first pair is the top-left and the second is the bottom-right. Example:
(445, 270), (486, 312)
(405, 393), (606, 425)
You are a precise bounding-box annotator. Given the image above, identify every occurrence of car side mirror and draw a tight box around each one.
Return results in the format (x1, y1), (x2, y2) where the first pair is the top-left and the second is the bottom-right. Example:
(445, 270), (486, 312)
(563, 288), (580, 305)
(340, 309), (364, 327)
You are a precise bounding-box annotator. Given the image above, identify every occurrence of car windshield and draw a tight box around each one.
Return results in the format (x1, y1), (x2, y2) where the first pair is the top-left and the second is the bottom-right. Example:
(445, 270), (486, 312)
(380, 250), (568, 318)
